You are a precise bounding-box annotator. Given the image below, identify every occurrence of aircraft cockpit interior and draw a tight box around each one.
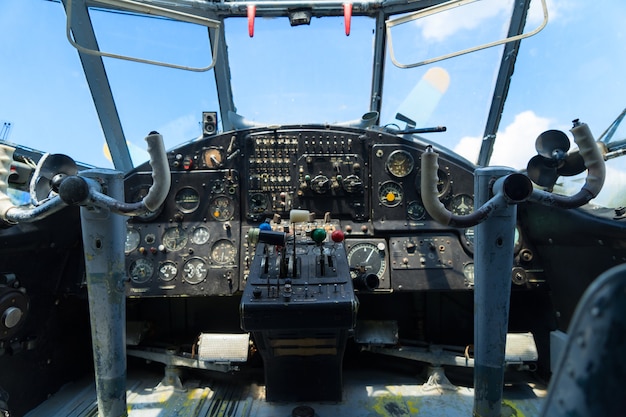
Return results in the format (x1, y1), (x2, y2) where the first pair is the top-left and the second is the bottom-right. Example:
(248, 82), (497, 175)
(1, 0), (625, 416)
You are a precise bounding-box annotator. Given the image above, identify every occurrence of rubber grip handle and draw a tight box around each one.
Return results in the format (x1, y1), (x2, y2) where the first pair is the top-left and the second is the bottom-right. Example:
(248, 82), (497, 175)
(420, 147), (452, 225)
(0, 144), (16, 220)
(142, 132), (171, 212)
(571, 122), (605, 197)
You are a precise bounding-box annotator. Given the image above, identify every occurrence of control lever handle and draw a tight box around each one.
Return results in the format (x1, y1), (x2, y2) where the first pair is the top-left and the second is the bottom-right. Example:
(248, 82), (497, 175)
(58, 131), (171, 215)
(421, 146), (533, 228)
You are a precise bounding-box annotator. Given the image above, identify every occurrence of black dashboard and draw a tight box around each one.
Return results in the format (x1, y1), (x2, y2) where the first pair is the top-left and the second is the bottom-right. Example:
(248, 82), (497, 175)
(123, 125), (537, 297)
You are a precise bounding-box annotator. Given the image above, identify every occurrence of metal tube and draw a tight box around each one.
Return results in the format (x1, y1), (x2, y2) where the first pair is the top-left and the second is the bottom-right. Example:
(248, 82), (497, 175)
(473, 167), (517, 417)
(79, 168), (128, 417)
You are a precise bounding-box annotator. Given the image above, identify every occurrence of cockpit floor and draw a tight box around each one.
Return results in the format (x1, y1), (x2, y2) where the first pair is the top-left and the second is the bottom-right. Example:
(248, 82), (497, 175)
(25, 366), (546, 417)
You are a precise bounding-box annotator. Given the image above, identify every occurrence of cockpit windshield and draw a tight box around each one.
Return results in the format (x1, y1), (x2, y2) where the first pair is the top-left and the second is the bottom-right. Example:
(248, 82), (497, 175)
(1, 0), (625, 208)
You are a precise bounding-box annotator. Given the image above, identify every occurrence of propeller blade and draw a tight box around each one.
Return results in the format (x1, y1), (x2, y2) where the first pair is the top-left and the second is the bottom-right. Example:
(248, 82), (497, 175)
(557, 151), (586, 177)
(30, 153), (78, 203)
(527, 155), (559, 188)
(535, 129), (570, 160)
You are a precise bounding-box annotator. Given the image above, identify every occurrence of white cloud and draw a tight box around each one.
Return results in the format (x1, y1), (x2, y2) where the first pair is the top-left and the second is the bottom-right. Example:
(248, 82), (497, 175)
(453, 110), (556, 169)
(416, 0), (511, 42)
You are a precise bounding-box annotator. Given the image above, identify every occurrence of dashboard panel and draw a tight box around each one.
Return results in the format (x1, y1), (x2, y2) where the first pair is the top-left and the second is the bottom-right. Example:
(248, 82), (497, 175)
(123, 125), (538, 297)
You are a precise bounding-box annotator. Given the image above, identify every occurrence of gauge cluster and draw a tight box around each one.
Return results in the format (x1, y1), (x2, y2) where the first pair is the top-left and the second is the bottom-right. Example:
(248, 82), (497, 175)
(123, 123), (536, 296)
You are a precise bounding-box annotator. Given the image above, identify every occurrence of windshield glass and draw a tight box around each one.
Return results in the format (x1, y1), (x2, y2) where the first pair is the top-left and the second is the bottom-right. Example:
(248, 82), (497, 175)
(1, 0), (625, 208)
(225, 16), (374, 125)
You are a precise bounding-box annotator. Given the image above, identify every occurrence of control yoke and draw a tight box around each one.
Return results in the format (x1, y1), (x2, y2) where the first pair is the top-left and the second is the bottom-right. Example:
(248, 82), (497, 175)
(420, 120), (605, 228)
(0, 131), (171, 224)
(420, 119), (605, 417)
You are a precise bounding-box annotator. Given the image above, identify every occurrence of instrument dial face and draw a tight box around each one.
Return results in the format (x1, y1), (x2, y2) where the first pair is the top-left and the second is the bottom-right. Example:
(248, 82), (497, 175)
(203, 148), (223, 168)
(174, 187), (200, 213)
(310, 175), (331, 194)
(450, 194), (474, 215)
(125, 228), (141, 253)
(211, 239), (236, 264)
(407, 200), (426, 221)
(209, 196), (235, 221)
(129, 258), (154, 284)
(386, 150), (414, 178)
(162, 226), (188, 251)
(347, 242), (386, 280)
(190, 226), (211, 245)
(342, 175), (363, 193)
(182, 257), (208, 284)
(248, 193), (269, 214)
(378, 181), (403, 207)
(159, 261), (178, 282)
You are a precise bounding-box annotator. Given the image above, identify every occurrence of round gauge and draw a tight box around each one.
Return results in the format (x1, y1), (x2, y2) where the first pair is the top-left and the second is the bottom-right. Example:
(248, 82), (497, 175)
(203, 148), (223, 169)
(174, 187), (200, 213)
(190, 226), (211, 245)
(248, 193), (269, 214)
(450, 194), (474, 216)
(386, 150), (414, 178)
(310, 175), (330, 194)
(182, 257), (208, 284)
(125, 228), (141, 253)
(347, 242), (386, 280)
(378, 181), (403, 207)
(342, 175), (363, 193)
(407, 201), (426, 221)
(211, 239), (236, 264)
(129, 184), (162, 221)
(417, 168), (451, 199)
(158, 261), (178, 282)
(209, 196), (235, 221)
(129, 258), (154, 284)
(162, 226), (188, 251)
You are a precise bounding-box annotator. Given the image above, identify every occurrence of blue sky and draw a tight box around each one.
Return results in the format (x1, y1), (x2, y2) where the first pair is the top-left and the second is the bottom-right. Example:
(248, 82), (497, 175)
(0, 0), (625, 207)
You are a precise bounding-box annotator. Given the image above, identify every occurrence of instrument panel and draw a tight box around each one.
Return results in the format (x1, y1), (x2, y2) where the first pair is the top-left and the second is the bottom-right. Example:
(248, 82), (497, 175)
(123, 124), (540, 297)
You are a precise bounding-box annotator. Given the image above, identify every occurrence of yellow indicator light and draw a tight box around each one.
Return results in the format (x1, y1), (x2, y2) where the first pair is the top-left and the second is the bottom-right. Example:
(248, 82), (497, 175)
(214, 210), (220, 217)
(386, 192), (395, 202)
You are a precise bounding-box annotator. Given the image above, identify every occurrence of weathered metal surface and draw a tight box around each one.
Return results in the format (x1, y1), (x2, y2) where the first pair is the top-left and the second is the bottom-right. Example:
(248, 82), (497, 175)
(26, 368), (545, 417)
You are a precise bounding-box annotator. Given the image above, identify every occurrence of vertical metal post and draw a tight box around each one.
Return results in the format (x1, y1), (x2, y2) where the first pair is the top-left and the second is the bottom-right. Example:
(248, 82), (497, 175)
(473, 167), (517, 417)
(79, 169), (128, 417)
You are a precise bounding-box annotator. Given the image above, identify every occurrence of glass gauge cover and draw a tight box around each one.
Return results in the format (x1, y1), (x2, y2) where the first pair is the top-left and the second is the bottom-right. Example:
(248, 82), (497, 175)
(211, 239), (236, 264)
(174, 187), (200, 213)
(190, 226), (211, 245)
(209, 196), (235, 221)
(182, 257), (208, 284)
(347, 242), (386, 280)
(386, 150), (414, 178)
(162, 226), (188, 251)
(248, 193), (269, 214)
(378, 181), (403, 207)
(203, 148), (223, 168)
(129, 258), (154, 284)
(125, 228), (141, 253)
(342, 175), (363, 193)
(450, 194), (474, 215)
(310, 175), (331, 194)
(407, 201), (426, 221)
(159, 261), (178, 282)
